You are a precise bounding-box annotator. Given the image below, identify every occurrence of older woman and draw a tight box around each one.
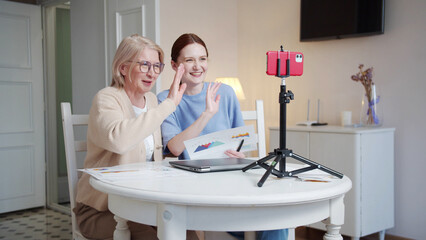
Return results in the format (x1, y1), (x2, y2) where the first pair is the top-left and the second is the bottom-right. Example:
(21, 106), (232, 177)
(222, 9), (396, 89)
(73, 34), (198, 240)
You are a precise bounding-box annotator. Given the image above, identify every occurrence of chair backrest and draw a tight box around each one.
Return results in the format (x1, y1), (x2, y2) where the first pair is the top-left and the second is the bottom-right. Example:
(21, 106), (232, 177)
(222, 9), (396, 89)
(61, 102), (89, 240)
(241, 100), (266, 158)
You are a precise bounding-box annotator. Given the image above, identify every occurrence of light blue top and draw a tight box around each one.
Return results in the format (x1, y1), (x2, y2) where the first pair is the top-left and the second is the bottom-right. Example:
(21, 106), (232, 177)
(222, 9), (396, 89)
(157, 82), (244, 159)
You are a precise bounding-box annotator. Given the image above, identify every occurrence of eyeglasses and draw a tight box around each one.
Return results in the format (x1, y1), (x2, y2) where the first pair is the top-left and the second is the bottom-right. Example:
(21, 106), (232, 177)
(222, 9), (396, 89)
(130, 61), (165, 74)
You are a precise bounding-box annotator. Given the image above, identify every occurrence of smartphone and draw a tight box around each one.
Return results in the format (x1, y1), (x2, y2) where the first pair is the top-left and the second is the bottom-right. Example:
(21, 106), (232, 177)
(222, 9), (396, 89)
(266, 51), (304, 76)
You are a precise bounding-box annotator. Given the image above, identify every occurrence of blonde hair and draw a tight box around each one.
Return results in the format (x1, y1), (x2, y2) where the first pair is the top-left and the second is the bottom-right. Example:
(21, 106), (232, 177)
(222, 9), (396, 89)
(111, 34), (164, 88)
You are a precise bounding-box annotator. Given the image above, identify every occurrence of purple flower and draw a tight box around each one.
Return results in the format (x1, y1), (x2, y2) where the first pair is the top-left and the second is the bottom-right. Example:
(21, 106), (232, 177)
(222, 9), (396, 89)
(351, 64), (374, 88)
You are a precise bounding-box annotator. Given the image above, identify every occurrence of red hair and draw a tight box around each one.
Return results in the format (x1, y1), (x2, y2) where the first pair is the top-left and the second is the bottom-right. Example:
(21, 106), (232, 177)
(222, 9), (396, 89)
(171, 33), (208, 62)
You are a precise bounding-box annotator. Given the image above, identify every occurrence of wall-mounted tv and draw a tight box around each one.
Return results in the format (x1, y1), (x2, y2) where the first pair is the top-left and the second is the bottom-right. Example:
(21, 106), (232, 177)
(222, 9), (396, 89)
(300, 0), (385, 42)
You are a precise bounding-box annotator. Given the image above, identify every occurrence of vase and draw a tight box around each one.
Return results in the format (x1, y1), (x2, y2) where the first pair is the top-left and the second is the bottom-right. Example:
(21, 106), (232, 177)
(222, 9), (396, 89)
(360, 85), (383, 127)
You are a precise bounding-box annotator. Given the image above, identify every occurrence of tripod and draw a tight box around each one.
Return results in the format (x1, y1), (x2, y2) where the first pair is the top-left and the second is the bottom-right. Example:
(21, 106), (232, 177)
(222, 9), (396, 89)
(242, 48), (344, 187)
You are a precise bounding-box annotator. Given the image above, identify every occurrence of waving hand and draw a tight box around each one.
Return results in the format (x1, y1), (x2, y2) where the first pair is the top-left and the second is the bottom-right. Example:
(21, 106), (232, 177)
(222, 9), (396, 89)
(204, 82), (221, 116)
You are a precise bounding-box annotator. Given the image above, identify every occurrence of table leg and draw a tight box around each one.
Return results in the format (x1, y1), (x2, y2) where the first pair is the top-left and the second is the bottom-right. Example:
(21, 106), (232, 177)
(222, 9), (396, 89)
(323, 195), (345, 240)
(379, 230), (385, 240)
(323, 224), (343, 240)
(113, 215), (130, 240)
(288, 228), (295, 240)
(157, 204), (187, 240)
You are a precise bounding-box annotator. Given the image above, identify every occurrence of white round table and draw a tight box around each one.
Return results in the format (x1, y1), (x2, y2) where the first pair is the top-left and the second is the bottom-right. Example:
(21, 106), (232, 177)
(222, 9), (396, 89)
(90, 162), (352, 240)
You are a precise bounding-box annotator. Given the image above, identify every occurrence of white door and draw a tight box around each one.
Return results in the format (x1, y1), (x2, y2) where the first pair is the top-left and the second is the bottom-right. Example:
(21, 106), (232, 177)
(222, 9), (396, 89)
(106, 0), (160, 92)
(0, 1), (45, 213)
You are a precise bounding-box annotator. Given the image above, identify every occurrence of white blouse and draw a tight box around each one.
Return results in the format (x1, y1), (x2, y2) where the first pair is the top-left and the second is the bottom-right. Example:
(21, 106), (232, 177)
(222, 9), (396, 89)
(132, 101), (154, 161)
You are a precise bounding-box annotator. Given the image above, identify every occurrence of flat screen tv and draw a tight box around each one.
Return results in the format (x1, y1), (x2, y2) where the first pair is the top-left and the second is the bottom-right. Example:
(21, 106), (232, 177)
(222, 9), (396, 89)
(300, 0), (385, 41)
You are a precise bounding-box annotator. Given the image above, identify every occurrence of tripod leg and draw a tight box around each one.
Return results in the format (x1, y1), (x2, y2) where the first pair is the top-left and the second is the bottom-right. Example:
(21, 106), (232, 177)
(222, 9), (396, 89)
(291, 153), (344, 179)
(257, 155), (281, 187)
(242, 154), (275, 172)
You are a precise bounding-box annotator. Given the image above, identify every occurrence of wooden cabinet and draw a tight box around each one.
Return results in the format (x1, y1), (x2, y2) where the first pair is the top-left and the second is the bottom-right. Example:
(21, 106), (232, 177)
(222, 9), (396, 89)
(269, 126), (395, 240)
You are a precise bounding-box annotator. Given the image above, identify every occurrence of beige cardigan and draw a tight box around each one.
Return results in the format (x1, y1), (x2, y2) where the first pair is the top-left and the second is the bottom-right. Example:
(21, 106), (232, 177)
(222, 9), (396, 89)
(75, 86), (176, 211)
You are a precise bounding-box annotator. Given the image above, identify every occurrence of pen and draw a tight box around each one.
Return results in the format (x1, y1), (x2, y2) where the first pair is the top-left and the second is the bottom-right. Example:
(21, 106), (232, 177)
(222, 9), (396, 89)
(236, 139), (244, 152)
(302, 179), (329, 183)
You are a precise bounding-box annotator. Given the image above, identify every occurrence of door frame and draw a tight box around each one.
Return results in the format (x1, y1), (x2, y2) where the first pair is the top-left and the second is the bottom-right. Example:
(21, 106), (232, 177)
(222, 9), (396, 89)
(42, 0), (71, 213)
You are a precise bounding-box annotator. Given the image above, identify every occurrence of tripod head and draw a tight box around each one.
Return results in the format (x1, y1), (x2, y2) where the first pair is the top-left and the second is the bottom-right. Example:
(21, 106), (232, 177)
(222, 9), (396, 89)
(280, 89), (294, 104)
(277, 46), (290, 78)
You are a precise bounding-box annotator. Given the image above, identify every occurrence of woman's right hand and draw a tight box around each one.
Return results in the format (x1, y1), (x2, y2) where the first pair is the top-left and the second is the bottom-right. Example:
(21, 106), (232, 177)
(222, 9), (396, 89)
(167, 64), (187, 106)
(224, 149), (246, 158)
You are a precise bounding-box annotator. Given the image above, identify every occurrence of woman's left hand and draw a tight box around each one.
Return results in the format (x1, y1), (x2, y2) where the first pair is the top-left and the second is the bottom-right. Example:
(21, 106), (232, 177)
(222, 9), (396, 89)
(224, 149), (245, 158)
(204, 82), (221, 116)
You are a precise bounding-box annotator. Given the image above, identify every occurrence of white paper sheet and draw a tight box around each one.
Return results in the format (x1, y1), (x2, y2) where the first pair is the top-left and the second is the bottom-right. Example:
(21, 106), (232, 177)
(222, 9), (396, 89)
(184, 125), (257, 159)
(79, 162), (192, 182)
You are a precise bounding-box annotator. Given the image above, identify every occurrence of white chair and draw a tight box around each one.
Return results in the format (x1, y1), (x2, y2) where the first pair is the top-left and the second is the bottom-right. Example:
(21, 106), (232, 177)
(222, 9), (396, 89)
(241, 99), (266, 158)
(61, 102), (89, 240)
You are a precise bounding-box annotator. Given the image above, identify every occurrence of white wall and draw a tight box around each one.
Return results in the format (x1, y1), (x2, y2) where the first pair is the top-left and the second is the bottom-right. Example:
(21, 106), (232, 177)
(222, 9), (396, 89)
(236, 0), (424, 239)
(160, 0), (426, 239)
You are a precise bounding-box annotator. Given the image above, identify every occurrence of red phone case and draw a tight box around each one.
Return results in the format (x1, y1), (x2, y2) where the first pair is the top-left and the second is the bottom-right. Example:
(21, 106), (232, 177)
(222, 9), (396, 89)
(266, 51), (304, 76)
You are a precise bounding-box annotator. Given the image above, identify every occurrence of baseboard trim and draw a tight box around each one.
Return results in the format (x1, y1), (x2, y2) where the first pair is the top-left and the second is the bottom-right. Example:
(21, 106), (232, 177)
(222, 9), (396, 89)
(369, 234), (414, 240)
(296, 227), (414, 240)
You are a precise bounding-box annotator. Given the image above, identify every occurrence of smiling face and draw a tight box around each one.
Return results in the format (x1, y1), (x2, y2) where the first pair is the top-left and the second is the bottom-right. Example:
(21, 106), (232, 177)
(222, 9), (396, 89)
(172, 43), (208, 94)
(121, 47), (160, 97)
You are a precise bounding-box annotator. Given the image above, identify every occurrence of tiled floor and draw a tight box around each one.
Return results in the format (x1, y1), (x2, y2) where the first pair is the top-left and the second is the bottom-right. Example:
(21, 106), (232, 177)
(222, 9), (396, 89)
(0, 207), (72, 240)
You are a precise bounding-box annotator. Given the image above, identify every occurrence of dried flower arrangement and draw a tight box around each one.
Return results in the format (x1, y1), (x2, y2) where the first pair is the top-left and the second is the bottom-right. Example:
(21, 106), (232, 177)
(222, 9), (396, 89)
(351, 64), (380, 125)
